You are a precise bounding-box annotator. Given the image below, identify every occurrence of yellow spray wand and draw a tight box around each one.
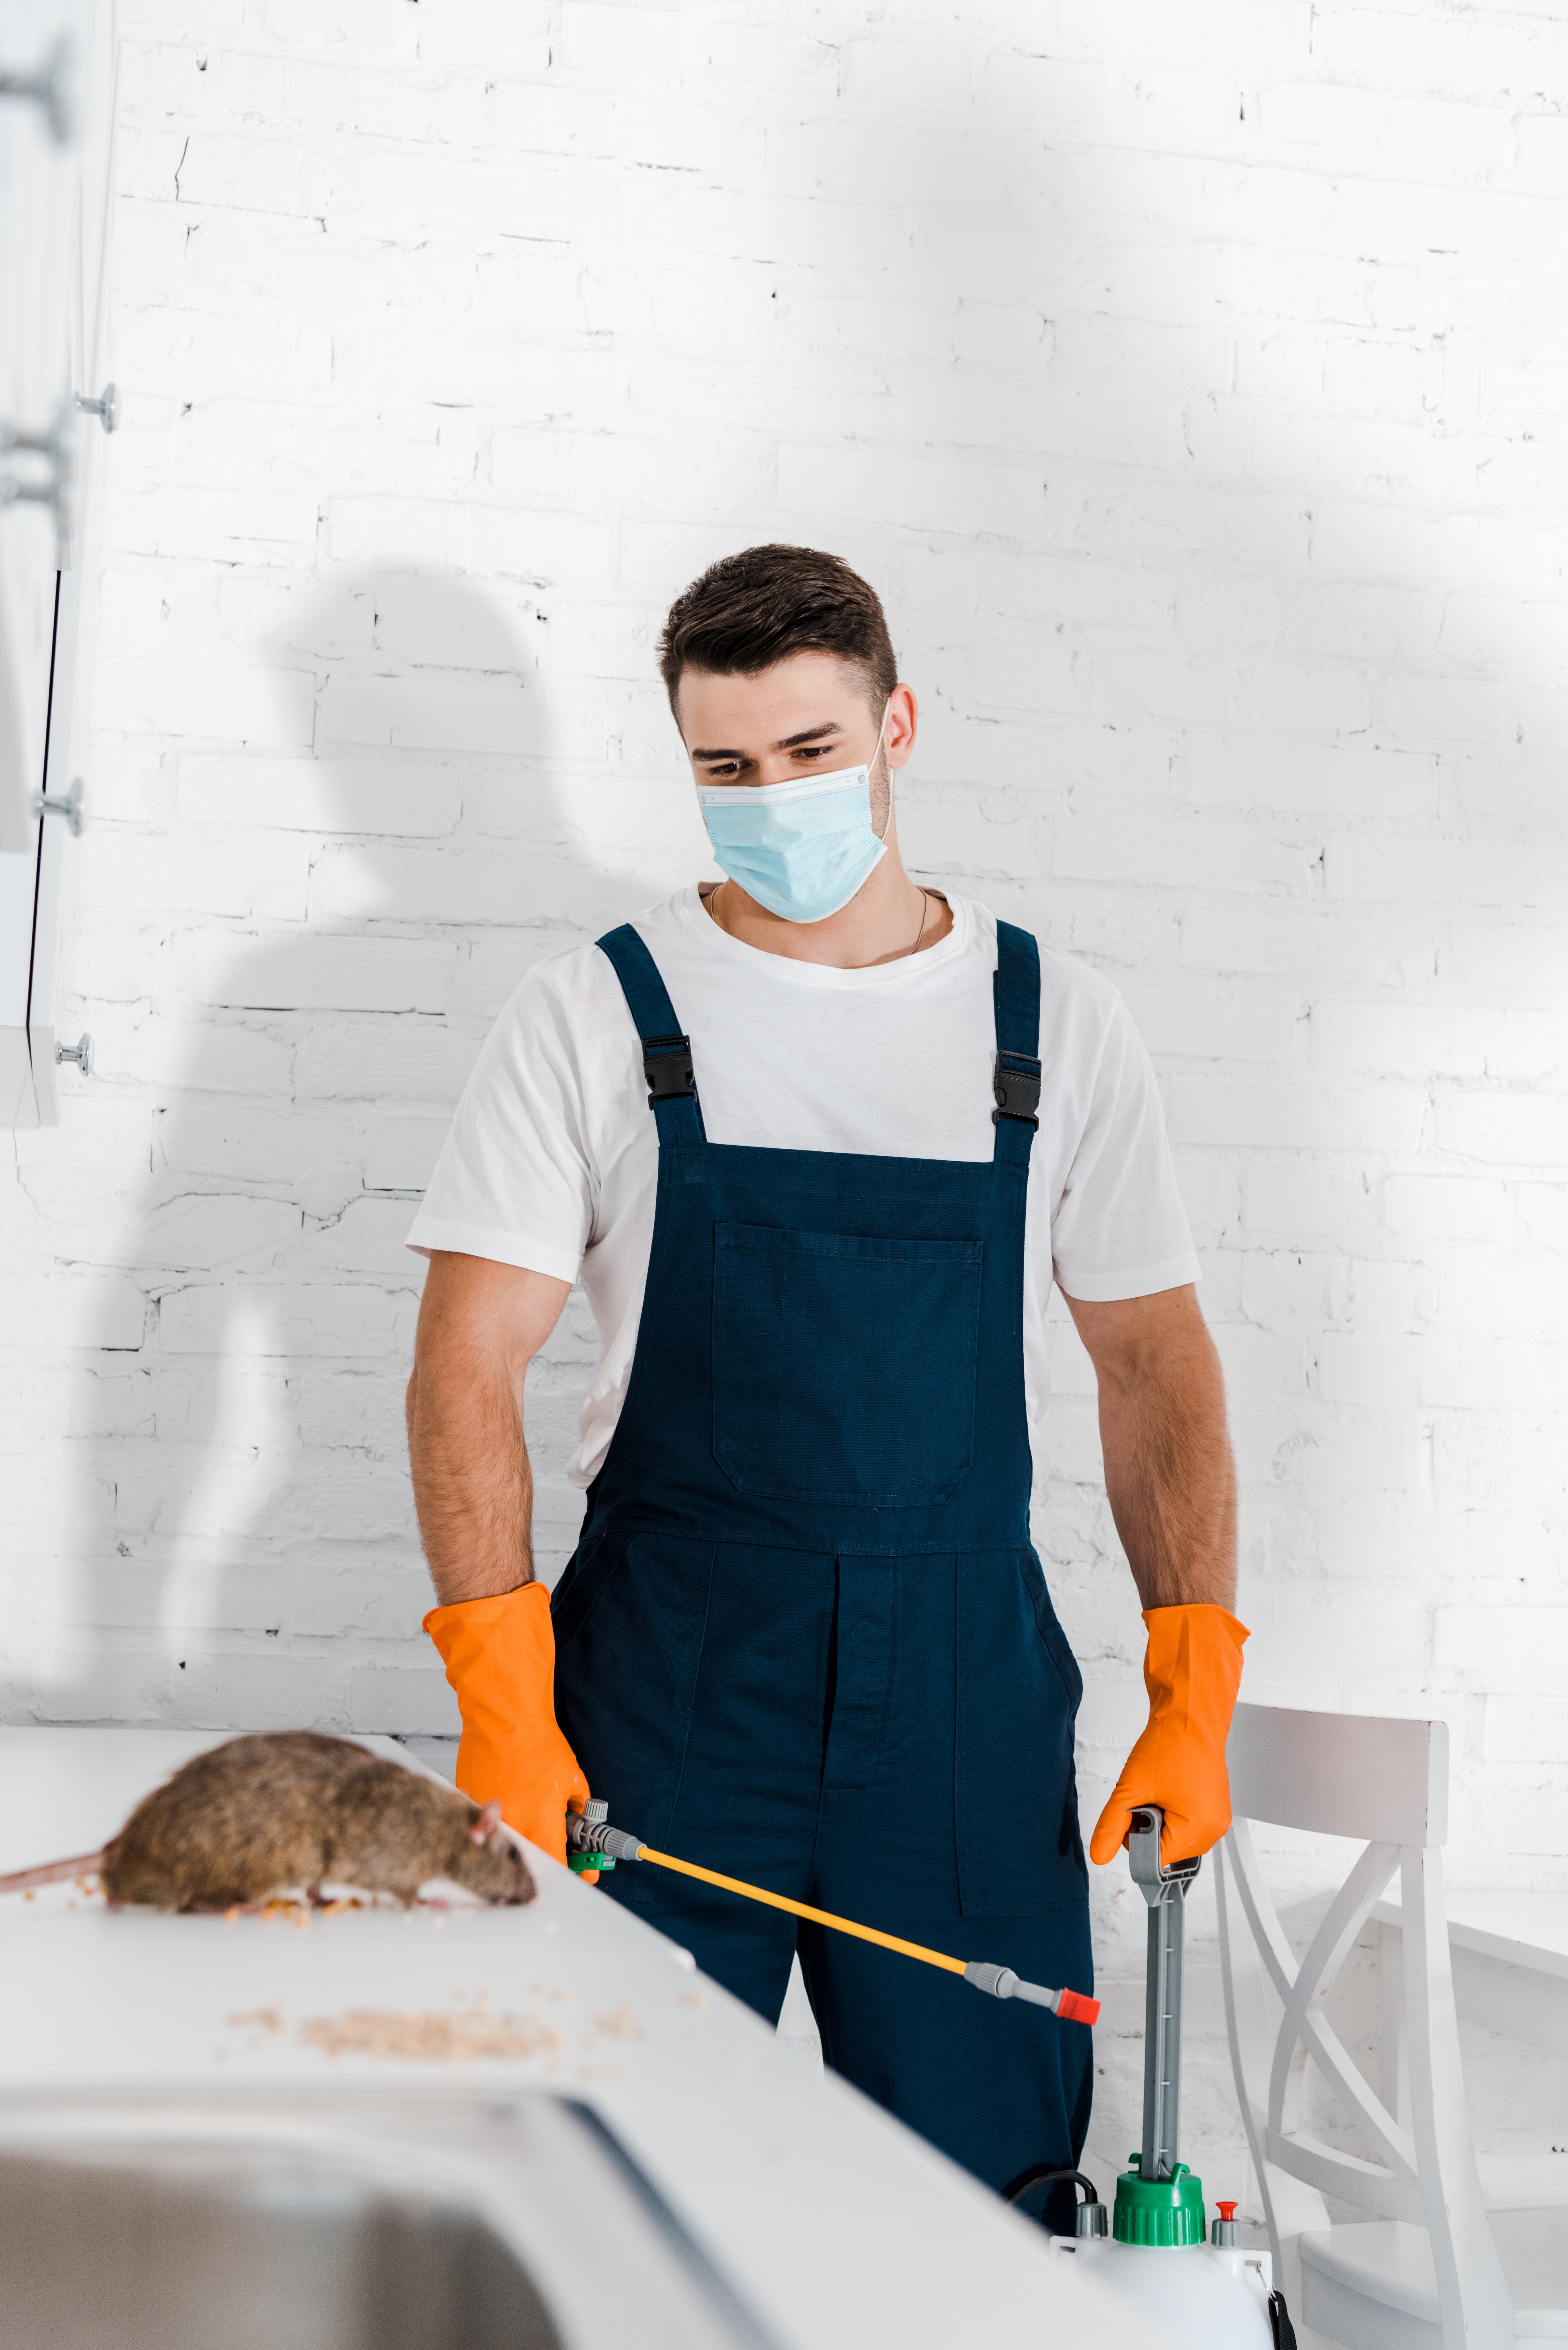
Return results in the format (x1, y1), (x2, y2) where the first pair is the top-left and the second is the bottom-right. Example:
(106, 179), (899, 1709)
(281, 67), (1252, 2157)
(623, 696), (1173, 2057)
(565, 1804), (1099, 2027)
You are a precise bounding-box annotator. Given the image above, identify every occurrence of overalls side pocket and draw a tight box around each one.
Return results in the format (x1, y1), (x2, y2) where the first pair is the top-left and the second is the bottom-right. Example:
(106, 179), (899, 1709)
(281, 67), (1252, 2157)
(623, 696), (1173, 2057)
(954, 1549), (1088, 1919)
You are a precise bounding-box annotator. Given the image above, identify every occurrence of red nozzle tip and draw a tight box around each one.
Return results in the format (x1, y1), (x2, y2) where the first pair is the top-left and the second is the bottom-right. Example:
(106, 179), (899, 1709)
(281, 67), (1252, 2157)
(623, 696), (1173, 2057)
(1217, 2202), (1239, 2222)
(1056, 1988), (1101, 2027)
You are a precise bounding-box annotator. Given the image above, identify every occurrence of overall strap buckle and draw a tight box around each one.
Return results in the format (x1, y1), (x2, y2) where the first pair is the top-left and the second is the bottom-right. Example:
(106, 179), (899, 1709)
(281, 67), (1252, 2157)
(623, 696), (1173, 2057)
(643, 1032), (696, 1105)
(992, 1050), (1041, 1130)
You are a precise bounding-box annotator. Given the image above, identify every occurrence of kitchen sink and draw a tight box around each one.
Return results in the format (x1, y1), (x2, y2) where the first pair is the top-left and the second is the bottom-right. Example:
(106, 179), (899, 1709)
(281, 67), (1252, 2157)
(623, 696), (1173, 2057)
(0, 2140), (556, 2350)
(0, 2094), (775, 2350)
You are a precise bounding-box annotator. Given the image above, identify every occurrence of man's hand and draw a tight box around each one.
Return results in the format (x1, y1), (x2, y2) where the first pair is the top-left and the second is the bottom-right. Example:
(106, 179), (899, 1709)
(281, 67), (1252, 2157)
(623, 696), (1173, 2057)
(409, 1254), (597, 1872)
(1087, 1603), (1248, 1866)
(1063, 1285), (1246, 1867)
(425, 1581), (595, 1869)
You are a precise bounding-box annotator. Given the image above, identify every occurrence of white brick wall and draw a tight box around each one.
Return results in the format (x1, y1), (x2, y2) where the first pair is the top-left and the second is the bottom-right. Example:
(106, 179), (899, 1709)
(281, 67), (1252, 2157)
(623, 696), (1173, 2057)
(4, 0), (1565, 2212)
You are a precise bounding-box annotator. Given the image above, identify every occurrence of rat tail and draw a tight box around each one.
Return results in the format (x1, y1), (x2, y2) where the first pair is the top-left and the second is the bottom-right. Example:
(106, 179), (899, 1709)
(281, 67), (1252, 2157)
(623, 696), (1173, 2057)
(0, 1851), (106, 1895)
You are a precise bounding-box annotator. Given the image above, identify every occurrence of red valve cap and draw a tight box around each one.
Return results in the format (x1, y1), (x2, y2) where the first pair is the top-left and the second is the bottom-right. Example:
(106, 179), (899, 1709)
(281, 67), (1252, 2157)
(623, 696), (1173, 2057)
(1217, 2202), (1239, 2221)
(1056, 1988), (1101, 2027)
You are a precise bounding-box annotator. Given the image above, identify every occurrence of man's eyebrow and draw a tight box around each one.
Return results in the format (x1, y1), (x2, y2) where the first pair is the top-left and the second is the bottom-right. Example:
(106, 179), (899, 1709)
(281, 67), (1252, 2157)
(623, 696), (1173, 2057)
(690, 721), (845, 761)
(774, 720), (843, 751)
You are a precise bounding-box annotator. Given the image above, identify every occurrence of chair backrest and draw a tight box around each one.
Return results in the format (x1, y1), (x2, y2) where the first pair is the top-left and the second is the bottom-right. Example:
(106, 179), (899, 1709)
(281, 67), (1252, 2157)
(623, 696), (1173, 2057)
(1216, 1703), (1511, 2350)
(1226, 1701), (1448, 1848)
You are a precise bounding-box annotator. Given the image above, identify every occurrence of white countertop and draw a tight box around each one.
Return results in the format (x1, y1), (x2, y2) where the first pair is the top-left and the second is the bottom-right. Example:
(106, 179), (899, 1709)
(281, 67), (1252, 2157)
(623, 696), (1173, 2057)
(0, 1727), (1142, 2350)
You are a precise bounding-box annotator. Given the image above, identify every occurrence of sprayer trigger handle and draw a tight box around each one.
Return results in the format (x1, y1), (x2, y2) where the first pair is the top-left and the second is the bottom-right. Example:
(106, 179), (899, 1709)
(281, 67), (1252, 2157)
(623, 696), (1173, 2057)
(1129, 1804), (1201, 1898)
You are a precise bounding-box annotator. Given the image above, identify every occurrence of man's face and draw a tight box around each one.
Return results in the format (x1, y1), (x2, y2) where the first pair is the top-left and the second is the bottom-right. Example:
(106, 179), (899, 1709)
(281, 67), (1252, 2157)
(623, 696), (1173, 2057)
(675, 650), (914, 837)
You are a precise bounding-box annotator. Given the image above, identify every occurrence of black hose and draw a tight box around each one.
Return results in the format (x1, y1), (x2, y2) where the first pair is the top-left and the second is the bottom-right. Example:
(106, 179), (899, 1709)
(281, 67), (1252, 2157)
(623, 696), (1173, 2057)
(999, 2163), (1099, 2208)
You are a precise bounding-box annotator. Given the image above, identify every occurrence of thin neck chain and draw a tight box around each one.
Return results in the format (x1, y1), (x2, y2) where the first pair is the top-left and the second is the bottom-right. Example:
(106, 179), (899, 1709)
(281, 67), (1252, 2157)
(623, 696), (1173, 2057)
(706, 882), (933, 959)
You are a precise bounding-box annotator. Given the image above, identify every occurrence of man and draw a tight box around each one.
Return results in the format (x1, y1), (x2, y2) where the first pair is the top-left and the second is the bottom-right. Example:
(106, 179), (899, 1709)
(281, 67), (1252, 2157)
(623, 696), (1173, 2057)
(406, 544), (1244, 2200)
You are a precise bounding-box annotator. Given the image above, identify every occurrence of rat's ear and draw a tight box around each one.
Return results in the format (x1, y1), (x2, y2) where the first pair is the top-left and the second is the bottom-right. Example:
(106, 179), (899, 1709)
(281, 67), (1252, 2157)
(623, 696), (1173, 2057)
(470, 1800), (504, 1846)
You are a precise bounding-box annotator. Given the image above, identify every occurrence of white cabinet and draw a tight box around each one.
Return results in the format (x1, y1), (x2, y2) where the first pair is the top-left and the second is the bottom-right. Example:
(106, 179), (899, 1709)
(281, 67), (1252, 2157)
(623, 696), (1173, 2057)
(0, 0), (116, 1125)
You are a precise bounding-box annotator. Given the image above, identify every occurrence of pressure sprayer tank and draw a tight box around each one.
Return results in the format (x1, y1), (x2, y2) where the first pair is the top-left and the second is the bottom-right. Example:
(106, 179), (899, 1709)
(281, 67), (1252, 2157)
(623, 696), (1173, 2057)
(1044, 1808), (1283, 2350)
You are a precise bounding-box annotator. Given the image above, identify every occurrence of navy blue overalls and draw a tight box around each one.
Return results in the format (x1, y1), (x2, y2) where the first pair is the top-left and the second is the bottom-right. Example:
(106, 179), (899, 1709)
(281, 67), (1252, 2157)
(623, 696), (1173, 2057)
(552, 916), (1092, 2195)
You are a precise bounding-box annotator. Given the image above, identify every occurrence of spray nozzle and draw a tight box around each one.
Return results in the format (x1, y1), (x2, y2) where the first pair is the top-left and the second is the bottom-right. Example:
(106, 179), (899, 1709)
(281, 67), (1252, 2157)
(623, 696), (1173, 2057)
(961, 1961), (1101, 2026)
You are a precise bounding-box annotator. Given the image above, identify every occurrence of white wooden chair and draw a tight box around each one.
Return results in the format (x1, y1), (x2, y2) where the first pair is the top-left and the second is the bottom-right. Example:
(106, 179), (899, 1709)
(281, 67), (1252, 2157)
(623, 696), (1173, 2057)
(1215, 1701), (1568, 2349)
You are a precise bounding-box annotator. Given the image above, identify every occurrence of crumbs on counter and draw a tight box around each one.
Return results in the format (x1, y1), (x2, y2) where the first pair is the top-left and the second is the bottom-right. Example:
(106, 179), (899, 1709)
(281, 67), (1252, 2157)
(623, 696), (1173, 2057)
(679, 1990), (709, 2010)
(591, 2002), (644, 2042)
(221, 1894), (378, 1925)
(222, 1896), (300, 1923)
(296, 1995), (564, 2065)
(227, 2006), (283, 2040)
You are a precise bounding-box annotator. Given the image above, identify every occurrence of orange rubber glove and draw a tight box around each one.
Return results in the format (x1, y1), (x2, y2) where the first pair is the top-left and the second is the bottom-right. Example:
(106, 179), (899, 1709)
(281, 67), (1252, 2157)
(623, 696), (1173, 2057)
(1089, 1603), (1248, 1869)
(424, 1581), (594, 1874)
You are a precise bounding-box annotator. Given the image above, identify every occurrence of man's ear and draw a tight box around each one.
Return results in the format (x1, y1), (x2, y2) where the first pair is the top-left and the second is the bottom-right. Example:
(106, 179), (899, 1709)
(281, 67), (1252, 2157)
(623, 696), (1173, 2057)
(884, 681), (918, 769)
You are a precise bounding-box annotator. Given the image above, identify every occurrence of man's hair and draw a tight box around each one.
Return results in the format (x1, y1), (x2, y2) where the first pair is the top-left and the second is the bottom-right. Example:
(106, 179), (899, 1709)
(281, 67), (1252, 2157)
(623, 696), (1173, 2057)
(658, 544), (897, 721)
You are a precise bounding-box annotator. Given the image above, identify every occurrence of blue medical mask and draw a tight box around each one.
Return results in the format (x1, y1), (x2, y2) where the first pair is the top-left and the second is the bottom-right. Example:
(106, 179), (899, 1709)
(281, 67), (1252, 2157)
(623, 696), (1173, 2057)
(697, 710), (890, 924)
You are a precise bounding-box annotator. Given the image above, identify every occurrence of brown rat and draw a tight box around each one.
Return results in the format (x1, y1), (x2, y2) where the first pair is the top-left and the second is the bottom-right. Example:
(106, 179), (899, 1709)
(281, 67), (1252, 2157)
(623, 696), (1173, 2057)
(0, 1732), (535, 1911)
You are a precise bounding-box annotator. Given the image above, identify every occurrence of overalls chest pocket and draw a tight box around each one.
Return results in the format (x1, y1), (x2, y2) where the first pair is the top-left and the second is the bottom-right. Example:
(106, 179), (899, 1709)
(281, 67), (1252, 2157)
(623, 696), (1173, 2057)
(711, 1221), (984, 1508)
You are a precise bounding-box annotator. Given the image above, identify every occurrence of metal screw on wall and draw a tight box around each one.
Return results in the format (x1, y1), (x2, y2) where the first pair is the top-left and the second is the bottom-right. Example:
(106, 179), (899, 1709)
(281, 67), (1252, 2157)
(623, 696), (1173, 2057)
(30, 778), (87, 838)
(54, 1035), (92, 1077)
(75, 384), (118, 435)
(0, 35), (75, 143)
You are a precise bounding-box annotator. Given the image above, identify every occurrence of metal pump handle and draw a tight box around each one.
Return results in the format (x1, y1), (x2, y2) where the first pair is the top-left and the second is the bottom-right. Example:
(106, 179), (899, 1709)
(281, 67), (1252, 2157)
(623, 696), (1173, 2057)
(1129, 1805), (1199, 2185)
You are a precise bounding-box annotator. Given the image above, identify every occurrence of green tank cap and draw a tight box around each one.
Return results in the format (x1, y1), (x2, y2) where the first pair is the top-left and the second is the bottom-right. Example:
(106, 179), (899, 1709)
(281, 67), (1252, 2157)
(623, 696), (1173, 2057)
(1112, 2156), (1206, 2247)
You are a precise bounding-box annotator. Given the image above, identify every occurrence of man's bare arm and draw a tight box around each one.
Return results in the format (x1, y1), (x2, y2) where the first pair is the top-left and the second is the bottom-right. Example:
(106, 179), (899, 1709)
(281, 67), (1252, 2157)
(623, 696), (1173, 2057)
(1062, 1284), (1236, 1611)
(406, 1251), (572, 1607)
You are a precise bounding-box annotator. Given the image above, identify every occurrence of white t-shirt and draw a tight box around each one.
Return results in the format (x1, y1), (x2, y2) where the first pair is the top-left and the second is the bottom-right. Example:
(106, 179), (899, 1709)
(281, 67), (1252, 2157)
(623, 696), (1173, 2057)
(408, 889), (1199, 1490)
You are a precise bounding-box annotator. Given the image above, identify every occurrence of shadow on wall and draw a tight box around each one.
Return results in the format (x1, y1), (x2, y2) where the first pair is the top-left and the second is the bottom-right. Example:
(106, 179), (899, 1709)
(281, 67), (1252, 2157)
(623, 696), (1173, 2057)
(42, 566), (709, 1737)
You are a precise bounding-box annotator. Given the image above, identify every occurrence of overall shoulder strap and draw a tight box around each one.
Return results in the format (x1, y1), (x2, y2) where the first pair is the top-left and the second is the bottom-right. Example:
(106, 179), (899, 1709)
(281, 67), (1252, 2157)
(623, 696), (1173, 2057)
(596, 924), (705, 1146)
(991, 919), (1041, 1167)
